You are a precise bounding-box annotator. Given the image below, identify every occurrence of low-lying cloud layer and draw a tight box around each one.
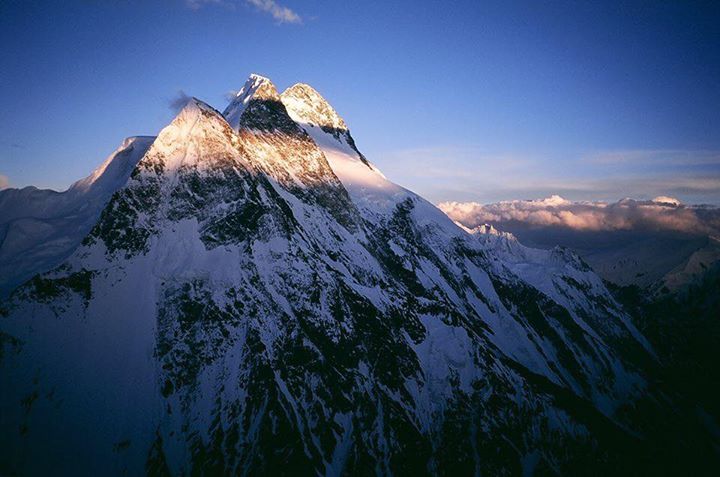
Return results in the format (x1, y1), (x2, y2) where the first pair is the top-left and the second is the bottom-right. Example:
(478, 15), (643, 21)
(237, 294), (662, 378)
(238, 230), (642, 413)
(439, 195), (720, 236)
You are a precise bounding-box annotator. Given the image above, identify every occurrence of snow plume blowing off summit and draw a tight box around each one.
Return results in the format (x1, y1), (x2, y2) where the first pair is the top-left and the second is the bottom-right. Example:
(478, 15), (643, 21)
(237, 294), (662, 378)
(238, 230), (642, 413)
(0, 74), (718, 476)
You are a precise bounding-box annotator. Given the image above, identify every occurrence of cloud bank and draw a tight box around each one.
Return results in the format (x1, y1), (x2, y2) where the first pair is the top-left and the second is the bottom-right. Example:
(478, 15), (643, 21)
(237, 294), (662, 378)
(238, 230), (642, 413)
(439, 196), (720, 236)
(0, 174), (10, 190)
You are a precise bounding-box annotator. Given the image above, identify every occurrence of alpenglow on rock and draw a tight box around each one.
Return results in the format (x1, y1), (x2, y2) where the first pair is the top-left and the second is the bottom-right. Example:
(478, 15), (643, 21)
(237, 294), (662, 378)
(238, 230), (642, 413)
(0, 74), (698, 476)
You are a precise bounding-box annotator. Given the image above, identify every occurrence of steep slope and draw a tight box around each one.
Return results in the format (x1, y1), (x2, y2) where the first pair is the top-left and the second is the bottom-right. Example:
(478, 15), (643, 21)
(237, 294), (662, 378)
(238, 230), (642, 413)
(281, 83), (404, 223)
(0, 136), (154, 296)
(658, 235), (720, 292)
(2, 75), (706, 476)
(281, 83), (653, 400)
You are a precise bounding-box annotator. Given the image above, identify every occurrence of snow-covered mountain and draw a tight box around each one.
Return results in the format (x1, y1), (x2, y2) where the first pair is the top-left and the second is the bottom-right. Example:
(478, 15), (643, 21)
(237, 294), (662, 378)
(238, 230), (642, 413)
(0, 75), (714, 475)
(0, 136), (154, 296)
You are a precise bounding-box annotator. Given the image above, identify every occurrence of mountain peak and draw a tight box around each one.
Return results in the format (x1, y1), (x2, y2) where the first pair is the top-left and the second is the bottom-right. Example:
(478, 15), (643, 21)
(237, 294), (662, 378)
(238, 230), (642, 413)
(248, 72), (270, 82)
(223, 74), (281, 129)
(281, 82), (370, 166)
(468, 223), (516, 240)
(170, 96), (223, 125)
(137, 96), (237, 176)
(281, 83), (348, 133)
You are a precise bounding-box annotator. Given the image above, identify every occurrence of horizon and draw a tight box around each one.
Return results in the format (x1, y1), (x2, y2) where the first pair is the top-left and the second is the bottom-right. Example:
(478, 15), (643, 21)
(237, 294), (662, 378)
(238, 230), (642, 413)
(1, 0), (719, 205)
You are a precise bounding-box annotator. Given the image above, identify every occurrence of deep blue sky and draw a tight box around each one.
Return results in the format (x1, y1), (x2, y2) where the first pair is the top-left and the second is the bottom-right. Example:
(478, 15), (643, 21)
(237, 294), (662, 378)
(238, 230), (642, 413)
(1, 0), (719, 204)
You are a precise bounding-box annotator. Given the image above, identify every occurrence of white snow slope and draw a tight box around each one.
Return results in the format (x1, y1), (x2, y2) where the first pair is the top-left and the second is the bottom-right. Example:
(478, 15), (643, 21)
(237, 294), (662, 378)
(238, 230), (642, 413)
(0, 136), (154, 296)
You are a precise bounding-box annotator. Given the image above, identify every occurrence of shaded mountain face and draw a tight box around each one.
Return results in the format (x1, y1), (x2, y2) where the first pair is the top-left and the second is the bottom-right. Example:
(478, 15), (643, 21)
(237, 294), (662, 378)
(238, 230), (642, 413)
(473, 225), (718, 291)
(0, 75), (716, 475)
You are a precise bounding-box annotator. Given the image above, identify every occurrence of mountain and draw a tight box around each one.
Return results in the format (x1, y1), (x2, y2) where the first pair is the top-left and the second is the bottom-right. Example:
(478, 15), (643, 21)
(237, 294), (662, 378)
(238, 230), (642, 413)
(658, 235), (720, 292)
(511, 227), (717, 291)
(0, 136), (154, 296)
(438, 197), (720, 290)
(1, 75), (717, 476)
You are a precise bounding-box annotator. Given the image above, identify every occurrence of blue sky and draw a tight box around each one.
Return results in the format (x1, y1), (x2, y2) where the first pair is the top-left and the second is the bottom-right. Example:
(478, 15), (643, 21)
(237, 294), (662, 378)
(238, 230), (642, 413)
(1, 0), (719, 204)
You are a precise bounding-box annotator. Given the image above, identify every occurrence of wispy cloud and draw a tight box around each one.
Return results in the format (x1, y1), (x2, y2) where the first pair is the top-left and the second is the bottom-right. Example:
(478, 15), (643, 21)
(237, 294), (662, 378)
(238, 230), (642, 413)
(439, 196), (720, 236)
(246, 0), (301, 24)
(0, 174), (10, 190)
(185, 0), (302, 24)
(168, 90), (192, 112)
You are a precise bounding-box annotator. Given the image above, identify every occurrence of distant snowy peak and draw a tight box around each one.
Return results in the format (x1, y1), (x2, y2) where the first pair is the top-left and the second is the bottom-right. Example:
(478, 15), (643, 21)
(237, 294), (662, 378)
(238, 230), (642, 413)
(467, 223), (518, 242)
(467, 222), (590, 268)
(0, 135), (154, 222)
(470, 223), (509, 237)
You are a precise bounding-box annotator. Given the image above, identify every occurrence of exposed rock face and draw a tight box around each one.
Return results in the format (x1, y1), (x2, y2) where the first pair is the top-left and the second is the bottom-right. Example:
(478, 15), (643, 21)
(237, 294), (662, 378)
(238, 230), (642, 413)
(0, 74), (712, 476)
(226, 75), (362, 232)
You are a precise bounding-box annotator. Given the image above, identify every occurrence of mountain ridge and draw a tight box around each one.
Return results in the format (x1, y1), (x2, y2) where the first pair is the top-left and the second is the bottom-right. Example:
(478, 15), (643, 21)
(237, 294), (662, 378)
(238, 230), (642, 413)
(0, 135), (154, 296)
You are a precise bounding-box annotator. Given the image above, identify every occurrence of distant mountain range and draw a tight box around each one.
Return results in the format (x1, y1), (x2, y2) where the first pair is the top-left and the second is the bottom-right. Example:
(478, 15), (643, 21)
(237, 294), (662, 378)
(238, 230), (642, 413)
(1, 75), (718, 475)
(440, 195), (720, 292)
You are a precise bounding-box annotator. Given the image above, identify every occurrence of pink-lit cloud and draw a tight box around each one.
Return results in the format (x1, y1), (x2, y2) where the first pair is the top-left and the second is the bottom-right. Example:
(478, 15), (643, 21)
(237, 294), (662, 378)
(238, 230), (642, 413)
(439, 196), (720, 236)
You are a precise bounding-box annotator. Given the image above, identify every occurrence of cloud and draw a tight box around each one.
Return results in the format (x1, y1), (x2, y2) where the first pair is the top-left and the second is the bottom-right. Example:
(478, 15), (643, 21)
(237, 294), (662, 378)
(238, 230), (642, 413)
(246, 0), (301, 24)
(168, 90), (192, 112)
(0, 174), (10, 190)
(652, 196), (681, 206)
(438, 195), (720, 236)
(185, 0), (302, 23)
